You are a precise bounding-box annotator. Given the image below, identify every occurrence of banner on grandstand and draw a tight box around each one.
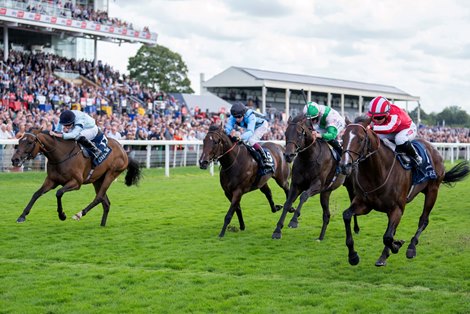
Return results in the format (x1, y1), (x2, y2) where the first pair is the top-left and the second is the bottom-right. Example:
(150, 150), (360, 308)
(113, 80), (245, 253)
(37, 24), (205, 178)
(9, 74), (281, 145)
(0, 7), (157, 44)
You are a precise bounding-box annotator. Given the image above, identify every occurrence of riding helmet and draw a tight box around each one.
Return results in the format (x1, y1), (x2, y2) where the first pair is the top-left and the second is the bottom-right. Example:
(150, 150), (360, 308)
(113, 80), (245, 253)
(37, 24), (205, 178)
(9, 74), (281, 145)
(59, 110), (76, 126)
(303, 102), (320, 119)
(230, 103), (247, 117)
(368, 96), (391, 116)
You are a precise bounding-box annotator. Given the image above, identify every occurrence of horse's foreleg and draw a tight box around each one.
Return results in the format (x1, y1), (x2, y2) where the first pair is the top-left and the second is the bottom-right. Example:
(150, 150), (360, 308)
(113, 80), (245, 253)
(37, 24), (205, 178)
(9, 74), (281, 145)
(317, 191), (332, 241)
(55, 181), (81, 221)
(288, 181), (321, 229)
(383, 208), (405, 255)
(407, 188), (438, 259)
(375, 246), (391, 267)
(260, 184), (280, 213)
(220, 203), (237, 238)
(343, 206), (360, 266)
(272, 186), (301, 239)
(234, 203), (244, 231)
(17, 179), (57, 223)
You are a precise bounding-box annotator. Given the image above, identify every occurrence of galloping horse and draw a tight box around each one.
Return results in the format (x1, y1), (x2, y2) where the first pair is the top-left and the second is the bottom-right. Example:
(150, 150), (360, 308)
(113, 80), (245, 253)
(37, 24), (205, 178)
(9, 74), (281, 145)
(199, 124), (290, 237)
(11, 128), (141, 226)
(339, 116), (469, 266)
(272, 114), (359, 240)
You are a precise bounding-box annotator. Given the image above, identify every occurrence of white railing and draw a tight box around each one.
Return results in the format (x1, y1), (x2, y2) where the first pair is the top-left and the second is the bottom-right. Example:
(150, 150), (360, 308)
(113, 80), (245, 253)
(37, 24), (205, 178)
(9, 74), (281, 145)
(1, 139), (469, 176)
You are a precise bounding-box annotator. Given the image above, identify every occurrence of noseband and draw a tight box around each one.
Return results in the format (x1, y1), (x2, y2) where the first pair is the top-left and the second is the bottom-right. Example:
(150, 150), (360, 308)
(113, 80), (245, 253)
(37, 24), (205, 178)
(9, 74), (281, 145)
(205, 130), (239, 163)
(285, 120), (316, 154)
(341, 123), (380, 166)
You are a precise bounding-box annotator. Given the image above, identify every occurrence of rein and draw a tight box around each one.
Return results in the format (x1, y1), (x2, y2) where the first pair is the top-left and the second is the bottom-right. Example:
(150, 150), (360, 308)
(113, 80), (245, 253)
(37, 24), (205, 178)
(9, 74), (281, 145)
(207, 131), (240, 171)
(26, 132), (81, 165)
(343, 123), (396, 197)
(286, 120), (316, 154)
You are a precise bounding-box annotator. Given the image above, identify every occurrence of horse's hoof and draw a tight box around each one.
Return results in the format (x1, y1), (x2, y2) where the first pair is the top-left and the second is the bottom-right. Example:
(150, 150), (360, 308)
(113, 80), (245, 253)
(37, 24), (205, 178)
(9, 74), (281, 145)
(59, 213), (66, 221)
(288, 221), (298, 228)
(288, 207), (296, 213)
(349, 253), (360, 266)
(391, 240), (405, 254)
(72, 213), (82, 221)
(406, 248), (416, 259)
(375, 260), (387, 267)
(272, 232), (282, 239)
(354, 228), (360, 234)
(273, 205), (282, 213)
(227, 226), (239, 232)
(16, 217), (25, 223)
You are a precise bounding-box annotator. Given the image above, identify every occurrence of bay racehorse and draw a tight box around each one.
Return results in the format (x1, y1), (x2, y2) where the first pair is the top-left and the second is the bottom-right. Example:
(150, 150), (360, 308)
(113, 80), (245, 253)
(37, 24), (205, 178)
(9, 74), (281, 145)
(272, 114), (359, 240)
(199, 124), (290, 237)
(11, 128), (141, 226)
(339, 116), (469, 266)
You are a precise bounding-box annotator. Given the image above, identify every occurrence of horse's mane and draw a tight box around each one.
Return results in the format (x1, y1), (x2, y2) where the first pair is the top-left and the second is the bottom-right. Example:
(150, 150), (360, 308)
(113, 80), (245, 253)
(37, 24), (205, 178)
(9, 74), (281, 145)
(353, 115), (370, 123)
(208, 124), (221, 132)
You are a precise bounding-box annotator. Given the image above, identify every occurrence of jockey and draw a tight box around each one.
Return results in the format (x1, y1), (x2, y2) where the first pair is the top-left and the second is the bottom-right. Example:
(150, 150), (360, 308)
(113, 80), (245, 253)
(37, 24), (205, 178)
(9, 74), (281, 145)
(225, 103), (271, 170)
(303, 101), (344, 154)
(49, 110), (102, 160)
(367, 96), (422, 166)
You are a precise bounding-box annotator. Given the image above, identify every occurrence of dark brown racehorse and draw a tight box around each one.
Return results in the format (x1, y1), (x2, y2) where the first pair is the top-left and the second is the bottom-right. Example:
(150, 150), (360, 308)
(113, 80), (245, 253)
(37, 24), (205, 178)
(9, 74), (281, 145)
(272, 114), (359, 240)
(199, 124), (291, 237)
(11, 128), (141, 226)
(339, 116), (469, 266)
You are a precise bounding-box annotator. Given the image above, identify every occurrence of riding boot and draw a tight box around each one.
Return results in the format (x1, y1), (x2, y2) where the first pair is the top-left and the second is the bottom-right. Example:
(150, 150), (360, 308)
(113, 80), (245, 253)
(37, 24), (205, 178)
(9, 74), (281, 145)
(397, 141), (422, 167)
(328, 139), (342, 156)
(253, 144), (270, 170)
(77, 136), (102, 159)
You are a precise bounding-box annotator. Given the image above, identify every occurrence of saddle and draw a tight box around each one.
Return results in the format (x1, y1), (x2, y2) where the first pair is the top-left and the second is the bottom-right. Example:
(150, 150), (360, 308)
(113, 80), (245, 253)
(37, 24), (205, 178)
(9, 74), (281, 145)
(244, 144), (275, 176)
(382, 139), (437, 185)
(80, 132), (112, 167)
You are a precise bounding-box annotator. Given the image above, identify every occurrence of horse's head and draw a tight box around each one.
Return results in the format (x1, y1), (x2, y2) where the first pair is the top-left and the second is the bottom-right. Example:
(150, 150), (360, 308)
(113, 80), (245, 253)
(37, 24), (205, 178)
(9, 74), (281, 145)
(199, 124), (232, 169)
(284, 114), (317, 162)
(339, 115), (375, 175)
(11, 128), (43, 167)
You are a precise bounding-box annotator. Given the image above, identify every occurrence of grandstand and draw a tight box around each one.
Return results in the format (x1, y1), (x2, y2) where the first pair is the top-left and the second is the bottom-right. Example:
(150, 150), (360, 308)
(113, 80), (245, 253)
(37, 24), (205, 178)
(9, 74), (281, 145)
(202, 66), (420, 120)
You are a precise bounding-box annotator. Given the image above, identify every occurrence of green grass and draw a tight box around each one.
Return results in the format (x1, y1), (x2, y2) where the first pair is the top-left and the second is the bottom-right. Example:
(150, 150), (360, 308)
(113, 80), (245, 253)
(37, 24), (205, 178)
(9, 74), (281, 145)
(0, 166), (469, 313)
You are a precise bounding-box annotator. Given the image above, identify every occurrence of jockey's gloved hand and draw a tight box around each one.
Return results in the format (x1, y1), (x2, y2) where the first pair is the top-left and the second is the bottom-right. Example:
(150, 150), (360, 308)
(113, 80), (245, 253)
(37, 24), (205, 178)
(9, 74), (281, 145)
(230, 135), (240, 142)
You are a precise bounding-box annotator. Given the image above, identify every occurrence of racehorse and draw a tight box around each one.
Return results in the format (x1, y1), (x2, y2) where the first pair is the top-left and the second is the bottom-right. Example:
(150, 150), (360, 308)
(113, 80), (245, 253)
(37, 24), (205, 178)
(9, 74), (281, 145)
(11, 128), (141, 226)
(199, 124), (291, 237)
(339, 116), (470, 266)
(272, 114), (359, 240)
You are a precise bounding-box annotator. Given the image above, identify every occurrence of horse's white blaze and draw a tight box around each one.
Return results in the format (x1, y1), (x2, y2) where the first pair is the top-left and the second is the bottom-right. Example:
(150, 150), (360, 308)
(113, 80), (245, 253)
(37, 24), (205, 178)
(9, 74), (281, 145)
(343, 131), (357, 164)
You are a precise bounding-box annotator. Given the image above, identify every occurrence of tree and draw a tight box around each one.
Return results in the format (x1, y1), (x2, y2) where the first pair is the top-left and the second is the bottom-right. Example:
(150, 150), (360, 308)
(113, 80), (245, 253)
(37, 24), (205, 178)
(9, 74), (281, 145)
(435, 106), (469, 127)
(128, 45), (194, 93)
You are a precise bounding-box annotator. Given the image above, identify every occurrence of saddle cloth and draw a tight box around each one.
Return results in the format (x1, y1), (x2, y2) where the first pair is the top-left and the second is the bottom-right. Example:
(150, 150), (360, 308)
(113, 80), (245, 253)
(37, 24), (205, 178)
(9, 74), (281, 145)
(84, 132), (112, 167)
(382, 139), (437, 185)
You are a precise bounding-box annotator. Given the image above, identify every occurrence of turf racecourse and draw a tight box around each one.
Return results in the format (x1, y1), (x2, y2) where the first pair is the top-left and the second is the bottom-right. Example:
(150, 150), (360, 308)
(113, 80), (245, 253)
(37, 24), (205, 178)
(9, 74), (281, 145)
(0, 166), (469, 313)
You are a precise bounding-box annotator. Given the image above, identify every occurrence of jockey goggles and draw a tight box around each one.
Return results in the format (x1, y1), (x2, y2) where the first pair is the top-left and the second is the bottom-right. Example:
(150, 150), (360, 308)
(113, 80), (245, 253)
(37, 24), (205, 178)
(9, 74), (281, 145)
(372, 115), (387, 121)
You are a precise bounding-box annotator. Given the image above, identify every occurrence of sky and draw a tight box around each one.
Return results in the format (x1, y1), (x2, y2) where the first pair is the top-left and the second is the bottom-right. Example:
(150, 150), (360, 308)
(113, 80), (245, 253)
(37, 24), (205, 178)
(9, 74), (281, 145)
(97, 0), (470, 114)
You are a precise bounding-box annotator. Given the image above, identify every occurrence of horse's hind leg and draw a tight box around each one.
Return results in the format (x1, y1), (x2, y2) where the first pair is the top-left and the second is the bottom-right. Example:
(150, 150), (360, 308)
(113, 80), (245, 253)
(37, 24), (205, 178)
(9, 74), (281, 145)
(407, 188), (438, 259)
(17, 178), (57, 223)
(73, 177), (111, 226)
(260, 184), (281, 213)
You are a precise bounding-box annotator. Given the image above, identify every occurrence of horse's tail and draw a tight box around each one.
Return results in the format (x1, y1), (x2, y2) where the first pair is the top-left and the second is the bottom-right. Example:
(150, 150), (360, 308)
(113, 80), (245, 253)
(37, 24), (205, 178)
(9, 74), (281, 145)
(442, 161), (470, 187)
(125, 158), (142, 186)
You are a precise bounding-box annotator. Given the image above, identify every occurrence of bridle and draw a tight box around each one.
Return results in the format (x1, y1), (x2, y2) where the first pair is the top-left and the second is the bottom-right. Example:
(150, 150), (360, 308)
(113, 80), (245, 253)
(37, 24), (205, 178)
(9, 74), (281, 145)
(21, 132), (81, 165)
(342, 123), (396, 196)
(205, 130), (240, 171)
(285, 119), (316, 154)
(341, 123), (380, 167)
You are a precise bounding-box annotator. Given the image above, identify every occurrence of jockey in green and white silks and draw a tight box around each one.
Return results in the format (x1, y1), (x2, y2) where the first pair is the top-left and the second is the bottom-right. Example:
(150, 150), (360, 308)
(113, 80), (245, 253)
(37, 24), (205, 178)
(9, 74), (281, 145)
(303, 101), (345, 153)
